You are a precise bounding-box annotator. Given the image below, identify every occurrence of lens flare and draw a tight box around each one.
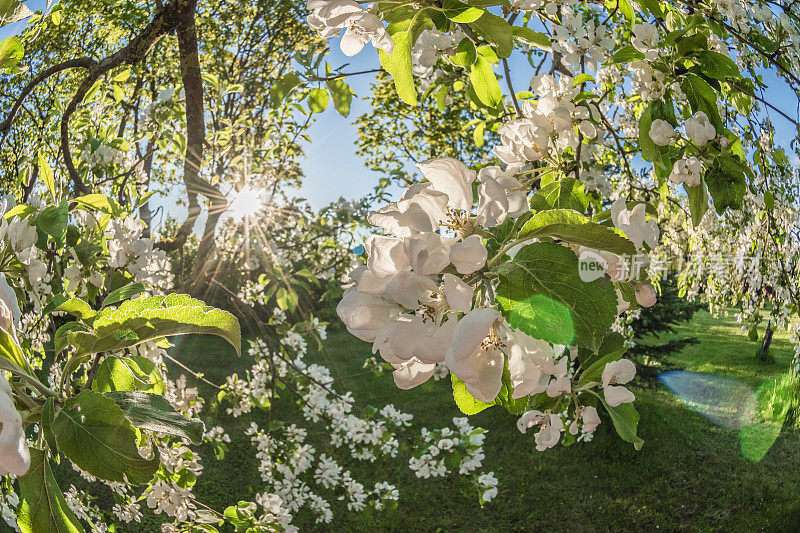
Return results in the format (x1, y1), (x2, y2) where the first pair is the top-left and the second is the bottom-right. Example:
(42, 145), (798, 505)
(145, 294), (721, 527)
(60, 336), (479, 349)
(505, 294), (575, 346)
(659, 370), (795, 462)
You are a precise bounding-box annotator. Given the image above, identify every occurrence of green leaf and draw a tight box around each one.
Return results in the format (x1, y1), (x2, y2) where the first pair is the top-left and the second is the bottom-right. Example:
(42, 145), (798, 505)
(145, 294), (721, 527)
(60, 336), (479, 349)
(105, 391), (205, 444)
(611, 45), (645, 64)
(635, 0), (665, 17)
(675, 33), (708, 57)
(54, 322), (88, 354)
(17, 449), (85, 533)
(0, 327), (31, 371)
(452, 37), (477, 67)
(517, 209), (636, 256)
(0, 0), (32, 27)
(469, 55), (502, 107)
(694, 50), (740, 80)
(511, 27), (551, 51)
(604, 0), (635, 26)
(473, 121), (486, 147)
(4, 203), (36, 219)
(50, 297), (96, 320)
(685, 180), (709, 226)
(326, 78), (352, 117)
(469, 12), (513, 58)
(451, 374), (493, 415)
(572, 73), (594, 86)
(495, 242), (618, 350)
(577, 336), (627, 387)
(41, 398), (58, 454)
(73, 194), (121, 214)
(36, 201), (69, 248)
(52, 390), (159, 484)
(681, 74), (723, 133)
(93, 356), (164, 394)
(638, 105), (661, 163)
(704, 155), (746, 214)
(530, 178), (589, 213)
(307, 88), (329, 113)
(442, 0), (484, 23)
(275, 287), (298, 313)
(764, 190), (775, 210)
(269, 73), (301, 107)
(378, 29), (417, 105)
(0, 35), (23, 68)
(69, 294), (242, 357)
(599, 397), (644, 450)
(101, 282), (145, 308)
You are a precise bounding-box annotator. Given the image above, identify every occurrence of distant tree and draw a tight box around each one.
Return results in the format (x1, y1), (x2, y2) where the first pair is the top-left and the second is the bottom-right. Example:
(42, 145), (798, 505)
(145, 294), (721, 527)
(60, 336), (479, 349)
(629, 275), (704, 375)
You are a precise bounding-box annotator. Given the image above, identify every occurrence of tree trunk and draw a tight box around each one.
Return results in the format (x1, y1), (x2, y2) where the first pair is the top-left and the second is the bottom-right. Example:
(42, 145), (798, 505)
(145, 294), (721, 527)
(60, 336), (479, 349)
(759, 322), (774, 362)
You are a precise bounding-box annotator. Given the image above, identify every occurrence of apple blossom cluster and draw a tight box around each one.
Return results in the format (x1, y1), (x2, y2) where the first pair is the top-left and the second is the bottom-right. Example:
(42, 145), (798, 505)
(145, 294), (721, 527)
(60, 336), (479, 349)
(338, 157), (533, 393)
(1, 210), (50, 295)
(336, 151), (652, 449)
(495, 74), (598, 167)
(2, 0), (798, 528)
(212, 310), (497, 518)
(407, 418), (490, 487)
(105, 217), (174, 290)
(79, 143), (126, 169)
(552, 9), (615, 72)
(0, 483), (19, 531)
(143, 86), (186, 120)
(246, 421), (399, 523)
(307, 0), (393, 57)
(67, 463), (143, 529)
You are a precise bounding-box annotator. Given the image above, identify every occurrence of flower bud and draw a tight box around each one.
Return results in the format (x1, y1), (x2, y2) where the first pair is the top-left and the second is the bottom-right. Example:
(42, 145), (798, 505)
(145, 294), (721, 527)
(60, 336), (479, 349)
(635, 283), (657, 307)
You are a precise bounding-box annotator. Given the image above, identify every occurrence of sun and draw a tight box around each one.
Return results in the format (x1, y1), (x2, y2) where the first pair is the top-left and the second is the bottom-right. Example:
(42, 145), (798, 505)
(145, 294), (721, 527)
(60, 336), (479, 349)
(227, 184), (264, 221)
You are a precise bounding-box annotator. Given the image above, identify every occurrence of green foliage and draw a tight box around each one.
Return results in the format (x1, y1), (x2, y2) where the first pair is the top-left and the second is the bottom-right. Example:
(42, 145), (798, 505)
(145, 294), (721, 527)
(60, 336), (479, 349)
(326, 78), (353, 117)
(101, 282), (145, 308)
(105, 390), (205, 444)
(685, 180), (709, 226)
(599, 398), (644, 450)
(511, 27), (551, 51)
(495, 242), (617, 350)
(530, 178), (589, 213)
(0, 35), (23, 69)
(378, 29), (417, 106)
(307, 87), (329, 113)
(468, 12), (513, 58)
(68, 294), (242, 357)
(441, 0), (484, 23)
(468, 55), (501, 107)
(451, 374), (493, 415)
(517, 209), (636, 256)
(17, 450), (85, 533)
(704, 155), (748, 214)
(51, 390), (160, 484)
(93, 355), (165, 394)
(578, 333), (627, 387)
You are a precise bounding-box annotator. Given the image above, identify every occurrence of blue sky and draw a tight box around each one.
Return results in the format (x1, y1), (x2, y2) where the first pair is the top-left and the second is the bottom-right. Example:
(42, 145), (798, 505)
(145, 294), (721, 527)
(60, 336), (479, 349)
(2, 1), (798, 217)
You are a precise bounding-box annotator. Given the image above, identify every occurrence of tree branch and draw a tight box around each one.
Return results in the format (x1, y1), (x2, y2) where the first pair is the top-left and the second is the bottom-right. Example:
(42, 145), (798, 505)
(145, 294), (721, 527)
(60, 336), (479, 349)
(58, 0), (187, 193)
(0, 58), (96, 149)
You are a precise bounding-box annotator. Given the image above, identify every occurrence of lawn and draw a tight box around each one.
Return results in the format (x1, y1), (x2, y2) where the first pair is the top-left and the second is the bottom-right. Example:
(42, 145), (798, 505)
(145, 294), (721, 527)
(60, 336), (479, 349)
(125, 310), (800, 531)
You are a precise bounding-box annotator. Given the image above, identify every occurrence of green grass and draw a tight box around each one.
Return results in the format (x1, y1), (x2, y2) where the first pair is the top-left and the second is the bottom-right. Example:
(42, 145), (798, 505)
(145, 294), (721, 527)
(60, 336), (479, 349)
(127, 310), (800, 531)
